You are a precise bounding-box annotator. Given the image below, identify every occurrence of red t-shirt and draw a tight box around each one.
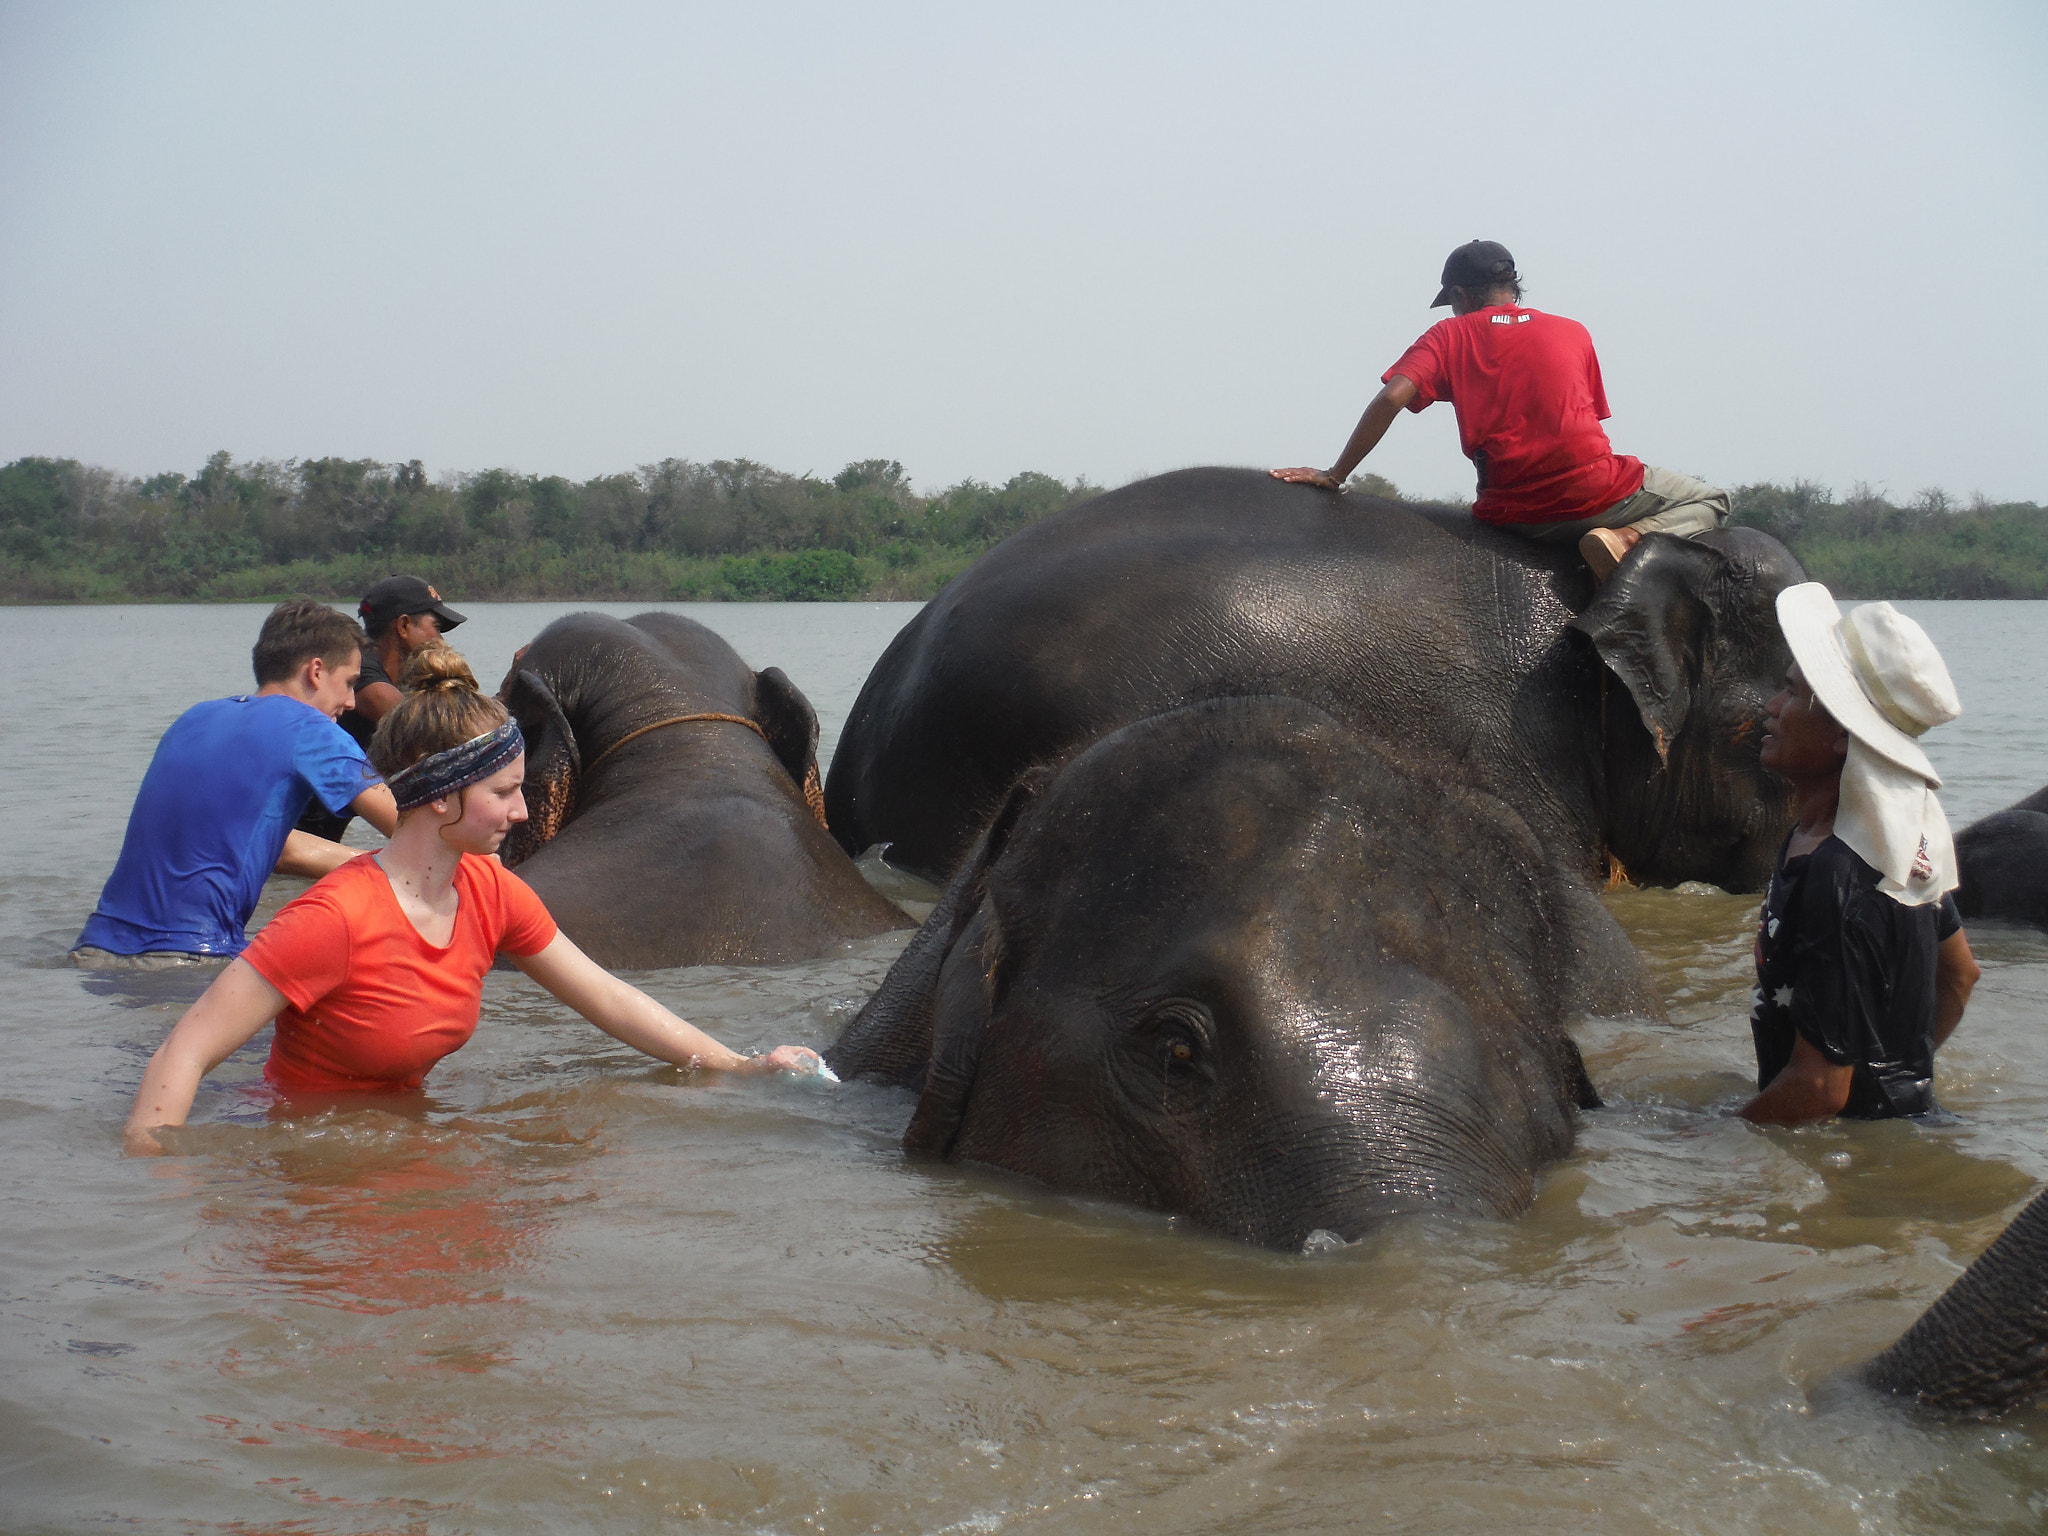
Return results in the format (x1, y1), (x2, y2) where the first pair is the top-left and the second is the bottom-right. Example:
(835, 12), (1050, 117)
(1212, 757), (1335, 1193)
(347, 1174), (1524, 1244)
(1384, 306), (1645, 524)
(242, 854), (559, 1094)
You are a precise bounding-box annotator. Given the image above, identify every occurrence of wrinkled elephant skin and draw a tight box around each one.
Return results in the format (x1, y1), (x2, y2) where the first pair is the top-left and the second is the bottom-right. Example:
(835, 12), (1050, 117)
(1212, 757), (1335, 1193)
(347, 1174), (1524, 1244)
(826, 467), (1805, 894)
(499, 611), (910, 968)
(1851, 1182), (2048, 1418)
(829, 697), (1662, 1251)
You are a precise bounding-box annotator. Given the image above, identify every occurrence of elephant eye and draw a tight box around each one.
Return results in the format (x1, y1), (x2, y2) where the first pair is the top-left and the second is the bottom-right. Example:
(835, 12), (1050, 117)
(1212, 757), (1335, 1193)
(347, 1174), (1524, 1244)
(1142, 1001), (1214, 1081)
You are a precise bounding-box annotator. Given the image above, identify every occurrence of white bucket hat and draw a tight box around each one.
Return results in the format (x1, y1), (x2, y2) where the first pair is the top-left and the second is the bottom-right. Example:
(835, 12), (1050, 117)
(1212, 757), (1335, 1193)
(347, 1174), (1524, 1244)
(1775, 583), (1962, 903)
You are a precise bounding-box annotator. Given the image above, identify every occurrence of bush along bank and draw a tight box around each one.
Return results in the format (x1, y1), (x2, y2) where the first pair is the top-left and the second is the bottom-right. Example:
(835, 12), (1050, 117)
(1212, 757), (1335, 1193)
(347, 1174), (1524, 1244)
(1724, 480), (2048, 599)
(0, 453), (1095, 603)
(2, 453), (2040, 601)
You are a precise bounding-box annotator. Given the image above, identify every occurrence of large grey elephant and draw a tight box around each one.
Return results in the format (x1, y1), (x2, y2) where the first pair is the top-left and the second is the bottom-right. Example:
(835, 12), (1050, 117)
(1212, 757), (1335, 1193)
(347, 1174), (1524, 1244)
(828, 696), (1661, 1249)
(498, 611), (910, 968)
(1954, 784), (2048, 928)
(826, 693), (2048, 1417)
(826, 467), (1805, 893)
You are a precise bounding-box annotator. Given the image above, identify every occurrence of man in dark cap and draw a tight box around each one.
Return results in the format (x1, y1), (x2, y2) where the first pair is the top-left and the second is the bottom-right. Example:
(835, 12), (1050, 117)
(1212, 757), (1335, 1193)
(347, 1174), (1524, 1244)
(1274, 240), (1729, 581)
(296, 576), (466, 841)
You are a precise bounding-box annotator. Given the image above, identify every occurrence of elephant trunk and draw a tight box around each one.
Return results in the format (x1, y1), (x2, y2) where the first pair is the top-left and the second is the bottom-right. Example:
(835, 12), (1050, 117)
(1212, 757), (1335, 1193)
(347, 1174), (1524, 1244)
(1858, 1184), (2048, 1415)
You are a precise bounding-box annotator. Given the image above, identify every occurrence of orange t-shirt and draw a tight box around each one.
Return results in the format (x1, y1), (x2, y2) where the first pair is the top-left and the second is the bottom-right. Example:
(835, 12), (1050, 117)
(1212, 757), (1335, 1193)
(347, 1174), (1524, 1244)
(242, 854), (558, 1094)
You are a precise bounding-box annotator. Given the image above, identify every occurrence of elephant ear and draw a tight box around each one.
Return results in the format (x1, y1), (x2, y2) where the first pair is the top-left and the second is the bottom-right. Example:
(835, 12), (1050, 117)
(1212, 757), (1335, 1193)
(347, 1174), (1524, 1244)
(499, 667), (581, 868)
(1567, 533), (1729, 765)
(824, 772), (1048, 1127)
(753, 666), (829, 828)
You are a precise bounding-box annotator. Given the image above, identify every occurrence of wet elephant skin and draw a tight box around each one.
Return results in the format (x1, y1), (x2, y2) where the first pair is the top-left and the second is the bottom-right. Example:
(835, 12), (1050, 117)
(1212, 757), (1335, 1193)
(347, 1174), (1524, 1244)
(1854, 1181), (2048, 1417)
(825, 466), (1805, 894)
(829, 697), (1663, 1251)
(498, 611), (910, 968)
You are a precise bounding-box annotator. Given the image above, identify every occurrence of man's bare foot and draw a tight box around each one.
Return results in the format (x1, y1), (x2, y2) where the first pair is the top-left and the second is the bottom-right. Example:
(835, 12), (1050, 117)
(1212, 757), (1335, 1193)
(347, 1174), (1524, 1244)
(1579, 526), (1642, 583)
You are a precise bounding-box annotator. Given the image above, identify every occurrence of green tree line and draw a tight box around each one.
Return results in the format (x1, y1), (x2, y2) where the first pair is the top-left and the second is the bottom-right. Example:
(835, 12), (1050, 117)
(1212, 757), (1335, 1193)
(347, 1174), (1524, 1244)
(1349, 472), (2047, 598)
(1, 452), (2042, 602)
(1720, 480), (2048, 599)
(0, 452), (1101, 603)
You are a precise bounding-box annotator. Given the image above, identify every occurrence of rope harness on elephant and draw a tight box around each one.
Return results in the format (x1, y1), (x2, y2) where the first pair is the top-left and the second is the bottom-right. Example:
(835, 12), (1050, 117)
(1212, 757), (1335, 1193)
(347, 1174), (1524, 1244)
(1596, 668), (1634, 890)
(581, 714), (831, 830)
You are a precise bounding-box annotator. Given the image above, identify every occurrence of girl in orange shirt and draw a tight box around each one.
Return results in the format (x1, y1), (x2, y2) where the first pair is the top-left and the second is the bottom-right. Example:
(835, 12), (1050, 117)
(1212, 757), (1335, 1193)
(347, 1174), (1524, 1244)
(125, 646), (823, 1151)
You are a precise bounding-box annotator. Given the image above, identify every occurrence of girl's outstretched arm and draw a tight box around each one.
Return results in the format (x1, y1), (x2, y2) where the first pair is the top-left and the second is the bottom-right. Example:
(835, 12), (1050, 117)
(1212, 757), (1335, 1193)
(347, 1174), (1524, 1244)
(512, 931), (817, 1075)
(125, 959), (289, 1153)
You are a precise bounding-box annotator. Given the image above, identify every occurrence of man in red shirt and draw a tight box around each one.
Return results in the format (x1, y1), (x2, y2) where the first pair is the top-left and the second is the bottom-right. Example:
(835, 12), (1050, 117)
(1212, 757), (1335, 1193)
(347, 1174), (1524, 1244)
(1273, 240), (1728, 580)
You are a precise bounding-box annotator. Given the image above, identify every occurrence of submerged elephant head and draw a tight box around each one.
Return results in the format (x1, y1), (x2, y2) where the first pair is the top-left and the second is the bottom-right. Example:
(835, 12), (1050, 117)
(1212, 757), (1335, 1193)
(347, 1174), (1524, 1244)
(487, 611), (907, 969)
(830, 697), (1660, 1250)
(496, 610), (823, 870)
(1572, 527), (1806, 892)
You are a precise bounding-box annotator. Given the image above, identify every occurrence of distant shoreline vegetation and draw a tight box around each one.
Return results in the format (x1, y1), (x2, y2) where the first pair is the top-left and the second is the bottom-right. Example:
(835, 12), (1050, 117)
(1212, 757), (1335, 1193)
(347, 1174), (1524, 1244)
(2, 453), (2043, 603)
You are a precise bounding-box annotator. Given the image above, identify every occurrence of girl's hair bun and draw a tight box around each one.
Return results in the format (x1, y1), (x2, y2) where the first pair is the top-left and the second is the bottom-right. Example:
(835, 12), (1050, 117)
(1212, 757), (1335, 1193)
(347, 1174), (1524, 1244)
(370, 640), (508, 781)
(400, 642), (479, 694)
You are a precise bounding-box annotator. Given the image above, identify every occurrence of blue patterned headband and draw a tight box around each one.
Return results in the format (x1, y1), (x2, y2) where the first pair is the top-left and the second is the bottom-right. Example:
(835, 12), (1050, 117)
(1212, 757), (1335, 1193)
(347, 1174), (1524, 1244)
(385, 718), (524, 811)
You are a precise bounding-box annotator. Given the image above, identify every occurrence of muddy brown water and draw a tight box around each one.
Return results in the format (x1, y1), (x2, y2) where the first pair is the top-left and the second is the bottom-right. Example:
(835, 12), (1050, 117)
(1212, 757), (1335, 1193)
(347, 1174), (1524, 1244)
(4, 600), (2047, 1533)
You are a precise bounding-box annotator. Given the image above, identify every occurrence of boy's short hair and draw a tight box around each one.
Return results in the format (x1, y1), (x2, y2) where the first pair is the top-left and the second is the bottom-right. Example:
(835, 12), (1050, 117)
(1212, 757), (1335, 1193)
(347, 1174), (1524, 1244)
(251, 599), (368, 686)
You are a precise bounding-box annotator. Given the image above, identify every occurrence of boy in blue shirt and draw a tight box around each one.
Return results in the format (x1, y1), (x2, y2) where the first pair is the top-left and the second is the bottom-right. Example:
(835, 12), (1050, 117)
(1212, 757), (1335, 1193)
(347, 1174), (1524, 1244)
(75, 600), (401, 963)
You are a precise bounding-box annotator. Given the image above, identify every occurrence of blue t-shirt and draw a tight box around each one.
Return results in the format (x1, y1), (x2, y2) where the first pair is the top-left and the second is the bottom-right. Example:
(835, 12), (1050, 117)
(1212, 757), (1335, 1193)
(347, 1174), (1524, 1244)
(76, 694), (381, 957)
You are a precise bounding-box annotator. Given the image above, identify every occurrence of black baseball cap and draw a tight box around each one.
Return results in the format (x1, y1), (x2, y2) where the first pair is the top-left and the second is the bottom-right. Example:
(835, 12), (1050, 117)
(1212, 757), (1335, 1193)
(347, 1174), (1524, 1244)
(359, 575), (466, 637)
(1431, 239), (1518, 307)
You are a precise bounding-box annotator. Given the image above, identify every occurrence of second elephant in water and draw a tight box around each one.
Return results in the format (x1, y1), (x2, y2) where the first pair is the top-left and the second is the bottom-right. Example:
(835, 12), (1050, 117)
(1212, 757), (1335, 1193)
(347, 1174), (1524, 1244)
(1954, 785), (2048, 928)
(499, 612), (911, 968)
(828, 696), (1661, 1250)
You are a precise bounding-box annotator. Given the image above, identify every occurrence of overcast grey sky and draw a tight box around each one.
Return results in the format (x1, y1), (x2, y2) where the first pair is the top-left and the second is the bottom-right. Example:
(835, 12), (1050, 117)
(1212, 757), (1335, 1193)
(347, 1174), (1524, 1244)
(3, 1), (2043, 503)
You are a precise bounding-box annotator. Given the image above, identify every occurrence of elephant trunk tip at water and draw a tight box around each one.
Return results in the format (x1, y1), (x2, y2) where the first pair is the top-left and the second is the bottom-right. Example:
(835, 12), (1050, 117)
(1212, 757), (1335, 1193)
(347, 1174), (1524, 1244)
(1846, 1183), (2048, 1418)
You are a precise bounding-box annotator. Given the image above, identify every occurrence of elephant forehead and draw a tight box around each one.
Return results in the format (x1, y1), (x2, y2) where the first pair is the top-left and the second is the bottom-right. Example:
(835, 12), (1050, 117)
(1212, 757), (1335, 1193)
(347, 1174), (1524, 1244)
(1009, 913), (1528, 1056)
(1009, 774), (1548, 952)
(988, 818), (1559, 1059)
(1299, 968), (1525, 1091)
(520, 617), (757, 729)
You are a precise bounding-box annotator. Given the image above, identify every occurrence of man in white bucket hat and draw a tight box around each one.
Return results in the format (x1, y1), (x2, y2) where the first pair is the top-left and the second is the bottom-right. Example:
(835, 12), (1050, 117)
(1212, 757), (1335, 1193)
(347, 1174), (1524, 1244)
(1742, 583), (1981, 1125)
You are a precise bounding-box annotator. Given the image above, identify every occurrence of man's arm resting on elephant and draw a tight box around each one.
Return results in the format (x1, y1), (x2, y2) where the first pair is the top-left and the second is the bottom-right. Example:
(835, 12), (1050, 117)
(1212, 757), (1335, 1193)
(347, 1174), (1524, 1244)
(1741, 1033), (1854, 1126)
(1934, 928), (1980, 1048)
(124, 958), (287, 1153)
(1272, 374), (1420, 490)
(511, 932), (817, 1076)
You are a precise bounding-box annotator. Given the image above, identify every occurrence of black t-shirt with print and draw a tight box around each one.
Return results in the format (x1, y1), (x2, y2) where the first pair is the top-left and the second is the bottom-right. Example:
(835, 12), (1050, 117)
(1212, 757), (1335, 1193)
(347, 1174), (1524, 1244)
(1750, 833), (1962, 1119)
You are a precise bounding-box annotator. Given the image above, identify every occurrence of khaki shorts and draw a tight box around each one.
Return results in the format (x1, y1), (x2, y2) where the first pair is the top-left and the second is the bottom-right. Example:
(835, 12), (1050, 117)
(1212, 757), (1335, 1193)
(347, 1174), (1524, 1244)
(72, 947), (229, 972)
(1514, 464), (1732, 544)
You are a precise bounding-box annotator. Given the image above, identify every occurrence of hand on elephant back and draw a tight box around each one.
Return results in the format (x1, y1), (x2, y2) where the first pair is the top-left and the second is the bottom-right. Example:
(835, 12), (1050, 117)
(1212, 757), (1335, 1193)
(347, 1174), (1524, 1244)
(1269, 466), (1342, 490)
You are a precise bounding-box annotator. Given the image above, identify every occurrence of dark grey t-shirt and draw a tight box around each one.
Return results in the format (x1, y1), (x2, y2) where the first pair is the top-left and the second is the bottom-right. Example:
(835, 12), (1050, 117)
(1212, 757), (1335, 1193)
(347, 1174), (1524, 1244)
(336, 644), (393, 751)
